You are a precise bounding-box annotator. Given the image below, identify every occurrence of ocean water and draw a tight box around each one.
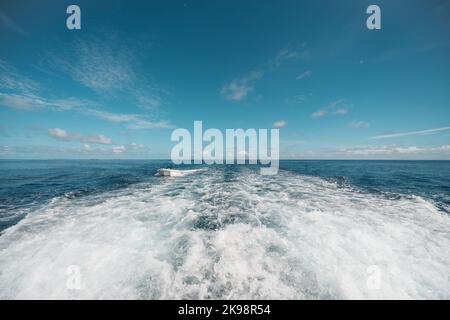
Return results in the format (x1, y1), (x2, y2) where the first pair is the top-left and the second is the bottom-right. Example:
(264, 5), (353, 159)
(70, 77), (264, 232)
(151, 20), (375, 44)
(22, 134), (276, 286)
(0, 160), (449, 299)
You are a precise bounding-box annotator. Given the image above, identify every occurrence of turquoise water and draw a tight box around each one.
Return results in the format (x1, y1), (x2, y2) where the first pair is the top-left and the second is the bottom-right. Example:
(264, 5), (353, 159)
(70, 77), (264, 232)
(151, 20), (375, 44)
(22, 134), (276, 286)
(0, 160), (449, 299)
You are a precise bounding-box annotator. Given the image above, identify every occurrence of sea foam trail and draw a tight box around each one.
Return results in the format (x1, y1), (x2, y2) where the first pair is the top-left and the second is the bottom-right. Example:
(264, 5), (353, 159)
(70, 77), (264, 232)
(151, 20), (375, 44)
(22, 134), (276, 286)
(0, 167), (449, 299)
(155, 168), (204, 177)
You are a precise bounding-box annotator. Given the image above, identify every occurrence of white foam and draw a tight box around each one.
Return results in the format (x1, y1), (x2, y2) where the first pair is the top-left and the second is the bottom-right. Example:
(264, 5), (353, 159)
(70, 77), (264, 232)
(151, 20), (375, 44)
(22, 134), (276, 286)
(0, 168), (449, 299)
(155, 168), (202, 177)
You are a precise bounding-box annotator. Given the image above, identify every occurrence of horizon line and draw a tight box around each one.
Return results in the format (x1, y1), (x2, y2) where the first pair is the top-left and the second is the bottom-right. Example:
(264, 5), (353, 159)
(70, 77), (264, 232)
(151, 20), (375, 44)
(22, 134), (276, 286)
(1, 158), (449, 161)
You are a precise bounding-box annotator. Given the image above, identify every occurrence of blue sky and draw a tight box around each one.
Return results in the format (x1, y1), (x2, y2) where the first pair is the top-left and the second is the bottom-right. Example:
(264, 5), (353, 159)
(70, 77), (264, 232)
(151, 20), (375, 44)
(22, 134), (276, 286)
(0, 0), (449, 159)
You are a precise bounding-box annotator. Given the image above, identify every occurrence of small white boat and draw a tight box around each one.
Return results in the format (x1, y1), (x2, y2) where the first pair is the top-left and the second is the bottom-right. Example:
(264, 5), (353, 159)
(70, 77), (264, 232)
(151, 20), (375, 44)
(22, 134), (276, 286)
(155, 168), (200, 177)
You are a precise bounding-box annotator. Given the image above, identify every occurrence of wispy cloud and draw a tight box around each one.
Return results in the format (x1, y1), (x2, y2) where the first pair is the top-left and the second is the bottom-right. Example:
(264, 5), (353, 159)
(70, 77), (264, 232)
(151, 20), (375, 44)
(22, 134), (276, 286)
(46, 128), (147, 155)
(1, 143), (149, 158)
(221, 70), (263, 101)
(296, 70), (312, 80)
(370, 126), (450, 139)
(0, 59), (172, 129)
(273, 120), (287, 128)
(0, 93), (36, 110)
(376, 39), (449, 64)
(282, 144), (450, 160)
(312, 99), (349, 118)
(285, 94), (309, 105)
(48, 128), (113, 145)
(222, 45), (308, 102)
(0, 91), (171, 130)
(269, 47), (307, 70)
(135, 94), (163, 109)
(0, 12), (25, 35)
(46, 37), (168, 110)
(339, 144), (450, 156)
(86, 110), (173, 129)
(112, 143), (145, 154)
(0, 60), (89, 111)
(0, 59), (38, 94)
(334, 108), (348, 115)
(349, 120), (369, 128)
(0, 93), (87, 111)
(311, 110), (326, 118)
(52, 39), (135, 93)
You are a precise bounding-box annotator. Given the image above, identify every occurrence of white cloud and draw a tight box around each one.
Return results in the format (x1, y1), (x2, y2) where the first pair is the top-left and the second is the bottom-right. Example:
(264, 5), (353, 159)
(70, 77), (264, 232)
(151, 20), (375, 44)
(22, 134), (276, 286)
(285, 94), (308, 105)
(48, 128), (113, 145)
(0, 145), (12, 155)
(1, 143), (149, 158)
(0, 75), (172, 129)
(311, 110), (326, 118)
(0, 93), (35, 110)
(0, 93), (87, 111)
(0, 60), (39, 95)
(48, 128), (68, 139)
(349, 120), (369, 128)
(312, 99), (350, 118)
(128, 142), (145, 150)
(334, 108), (348, 115)
(433, 145), (450, 151)
(269, 47), (307, 70)
(282, 144), (450, 160)
(56, 39), (135, 93)
(273, 120), (287, 128)
(136, 94), (162, 109)
(342, 145), (405, 155)
(0, 86), (171, 130)
(221, 70), (263, 101)
(370, 126), (450, 139)
(395, 146), (424, 154)
(338, 145), (450, 156)
(86, 110), (172, 129)
(0, 60), (88, 111)
(47, 38), (167, 110)
(112, 145), (126, 154)
(112, 143), (145, 154)
(221, 46), (308, 102)
(271, 48), (298, 67)
(0, 60), (37, 94)
(296, 70), (312, 80)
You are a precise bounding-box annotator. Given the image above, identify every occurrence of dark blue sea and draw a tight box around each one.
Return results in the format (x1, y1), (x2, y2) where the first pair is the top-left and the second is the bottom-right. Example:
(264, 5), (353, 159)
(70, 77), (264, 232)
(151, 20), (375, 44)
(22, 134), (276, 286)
(0, 160), (449, 299)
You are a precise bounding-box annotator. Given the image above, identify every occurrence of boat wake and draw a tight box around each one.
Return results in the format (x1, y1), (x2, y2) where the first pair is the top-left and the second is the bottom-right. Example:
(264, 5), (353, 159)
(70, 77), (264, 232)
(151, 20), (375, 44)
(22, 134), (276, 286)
(0, 167), (449, 299)
(155, 168), (203, 177)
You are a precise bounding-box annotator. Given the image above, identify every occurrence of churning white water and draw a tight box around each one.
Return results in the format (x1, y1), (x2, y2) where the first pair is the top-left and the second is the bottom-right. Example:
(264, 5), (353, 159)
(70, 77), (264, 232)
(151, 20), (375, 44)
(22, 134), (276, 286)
(0, 167), (449, 299)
